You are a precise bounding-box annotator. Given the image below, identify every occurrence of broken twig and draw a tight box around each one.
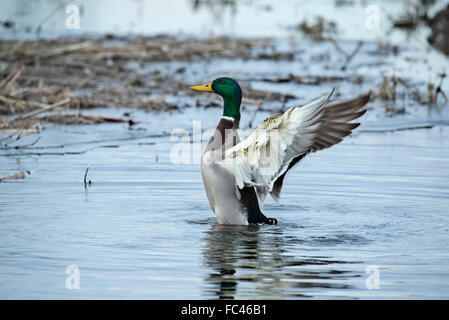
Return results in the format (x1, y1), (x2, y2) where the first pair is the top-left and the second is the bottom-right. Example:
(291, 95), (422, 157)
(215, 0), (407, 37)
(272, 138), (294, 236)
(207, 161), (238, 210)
(9, 98), (71, 122)
(329, 38), (364, 70)
(84, 164), (92, 189)
(0, 64), (25, 94)
(0, 170), (30, 182)
(6, 136), (41, 149)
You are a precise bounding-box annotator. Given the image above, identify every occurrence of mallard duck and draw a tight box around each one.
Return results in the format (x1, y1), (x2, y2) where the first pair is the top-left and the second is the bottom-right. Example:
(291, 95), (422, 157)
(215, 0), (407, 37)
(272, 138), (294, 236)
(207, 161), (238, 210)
(191, 77), (369, 225)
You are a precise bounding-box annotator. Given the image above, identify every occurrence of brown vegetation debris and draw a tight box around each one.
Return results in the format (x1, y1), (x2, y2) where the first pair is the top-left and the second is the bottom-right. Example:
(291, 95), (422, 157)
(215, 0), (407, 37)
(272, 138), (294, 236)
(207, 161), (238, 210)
(297, 17), (338, 40)
(0, 170), (30, 181)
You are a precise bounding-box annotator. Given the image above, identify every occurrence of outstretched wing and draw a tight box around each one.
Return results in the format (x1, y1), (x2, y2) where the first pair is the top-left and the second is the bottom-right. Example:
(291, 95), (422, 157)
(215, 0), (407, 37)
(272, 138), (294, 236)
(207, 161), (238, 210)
(218, 89), (370, 202)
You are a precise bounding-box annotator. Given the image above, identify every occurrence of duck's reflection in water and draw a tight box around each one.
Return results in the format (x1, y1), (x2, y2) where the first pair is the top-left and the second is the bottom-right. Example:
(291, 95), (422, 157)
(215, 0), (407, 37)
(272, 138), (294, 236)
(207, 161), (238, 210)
(202, 224), (360, 299)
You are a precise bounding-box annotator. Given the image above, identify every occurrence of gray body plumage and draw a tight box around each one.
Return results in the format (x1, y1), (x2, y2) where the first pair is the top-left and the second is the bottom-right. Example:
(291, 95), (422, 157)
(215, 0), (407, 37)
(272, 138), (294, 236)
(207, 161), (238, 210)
(201, 91), (370, 225)
(201, 117), (249, 225)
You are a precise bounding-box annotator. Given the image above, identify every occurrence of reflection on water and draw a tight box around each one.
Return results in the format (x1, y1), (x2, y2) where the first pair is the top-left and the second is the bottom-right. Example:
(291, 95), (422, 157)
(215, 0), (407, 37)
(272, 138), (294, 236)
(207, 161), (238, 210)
(202, 224), (360, 299)
(1, 123), (449, 298)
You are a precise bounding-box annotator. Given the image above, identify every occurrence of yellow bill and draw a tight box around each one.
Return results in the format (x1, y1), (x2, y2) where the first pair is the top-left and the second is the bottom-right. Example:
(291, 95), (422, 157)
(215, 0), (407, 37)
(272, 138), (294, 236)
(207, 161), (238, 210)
(190, 82), (213, 92)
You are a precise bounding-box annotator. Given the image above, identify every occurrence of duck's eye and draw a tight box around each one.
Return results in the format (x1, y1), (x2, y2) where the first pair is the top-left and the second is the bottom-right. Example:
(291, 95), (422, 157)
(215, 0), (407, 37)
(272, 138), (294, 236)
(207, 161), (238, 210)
(220, 80), (225, 84)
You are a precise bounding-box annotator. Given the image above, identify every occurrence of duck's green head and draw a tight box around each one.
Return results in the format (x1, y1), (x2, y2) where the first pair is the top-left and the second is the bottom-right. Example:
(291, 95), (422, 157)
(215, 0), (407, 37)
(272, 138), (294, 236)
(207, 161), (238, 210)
(191, 77), (242, 121)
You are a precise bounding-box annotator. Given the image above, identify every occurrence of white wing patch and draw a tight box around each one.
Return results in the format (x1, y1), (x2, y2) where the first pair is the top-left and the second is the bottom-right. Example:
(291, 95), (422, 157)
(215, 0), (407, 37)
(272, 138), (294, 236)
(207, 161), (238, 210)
(218, 88), (369, 199)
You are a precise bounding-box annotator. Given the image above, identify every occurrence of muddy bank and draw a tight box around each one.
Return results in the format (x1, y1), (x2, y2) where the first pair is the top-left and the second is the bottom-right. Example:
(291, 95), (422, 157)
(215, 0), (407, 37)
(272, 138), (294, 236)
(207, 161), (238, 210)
(0, 35), (307, 131)
(0, 36), (268, 113)
(0, 25), (448, 148)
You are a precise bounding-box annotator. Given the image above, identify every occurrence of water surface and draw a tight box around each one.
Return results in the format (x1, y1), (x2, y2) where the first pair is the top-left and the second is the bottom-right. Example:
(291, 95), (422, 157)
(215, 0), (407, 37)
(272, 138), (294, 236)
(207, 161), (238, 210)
(1, 0), (449, 300)
(1, 117), (448, 299)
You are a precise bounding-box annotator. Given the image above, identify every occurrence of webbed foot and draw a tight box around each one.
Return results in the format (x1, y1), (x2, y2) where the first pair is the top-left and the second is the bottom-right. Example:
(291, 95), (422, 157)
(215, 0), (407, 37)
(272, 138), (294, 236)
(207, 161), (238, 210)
(265, 217), (278, 225)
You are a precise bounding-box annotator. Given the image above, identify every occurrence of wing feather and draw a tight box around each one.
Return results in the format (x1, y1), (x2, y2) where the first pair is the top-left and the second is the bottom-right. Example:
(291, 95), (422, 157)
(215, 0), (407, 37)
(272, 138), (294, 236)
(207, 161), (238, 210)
(219, 90), (370, 201)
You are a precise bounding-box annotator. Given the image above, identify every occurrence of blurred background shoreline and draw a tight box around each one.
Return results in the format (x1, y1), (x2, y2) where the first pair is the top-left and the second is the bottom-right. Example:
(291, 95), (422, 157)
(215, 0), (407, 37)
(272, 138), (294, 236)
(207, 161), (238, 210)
(1, 0), (449, 300)
(0, 0), (447, 43)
